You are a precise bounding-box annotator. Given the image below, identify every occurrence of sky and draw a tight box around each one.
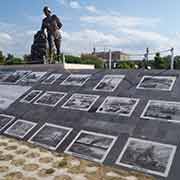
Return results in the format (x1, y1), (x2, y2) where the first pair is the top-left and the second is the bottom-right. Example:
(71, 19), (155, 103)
(0, 0), (180, 57)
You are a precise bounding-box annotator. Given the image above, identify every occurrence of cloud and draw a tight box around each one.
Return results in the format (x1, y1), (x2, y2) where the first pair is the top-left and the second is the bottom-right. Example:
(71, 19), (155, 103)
(69, 1), (81, 9)
(80, 15), (160, 29)
(85, 5), (98, 13)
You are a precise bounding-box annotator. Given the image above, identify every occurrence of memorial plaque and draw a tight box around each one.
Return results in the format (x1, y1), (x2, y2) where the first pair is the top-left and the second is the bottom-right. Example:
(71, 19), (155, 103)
(20, 90), (43, 103)
(116, 138), (177, 177)
(65, 130), (117, 163)
(0, 85), (31, 110)
(21, 71), (47, 83)
(141, 100), (180, 123)
(97, 97), (139, 117)
(137, 76), (176, 91)
(2, 70), (31, 84)
(4, 119), (37, 138)
(29, 123), (72, 150)
(61, 74), (91, 86)
(42, 73), (62, 85)
(34, 91), (67, 107)
(93, 75), (125, 92)
(62, 94), (99, 111)
(0, 114), (15, 131)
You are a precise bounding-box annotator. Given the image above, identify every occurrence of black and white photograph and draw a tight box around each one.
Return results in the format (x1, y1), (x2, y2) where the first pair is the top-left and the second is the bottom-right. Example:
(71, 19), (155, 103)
(61, 74), (91, 86)
(141, 100), (180, 123)
(97, 97), (139, 117)
(29, 123), (73, 150)
(4, 119), (37, 138)
(93, 75), (125, 92)
(62, 93), (99, 111)
(0, 71), (14, 82)
(34, 91), (67, 107)
(20, 90), (43, 103)
(21, 71), (47, 83)
(65, 130), (117, 163)
(2, 70), (31, 84)
(42, 73), (62, 85)
(0, 84), (31, 110)
(0, 114), (15, 131)
(136, 76), (176, 91)
(116, 138), (177, 177)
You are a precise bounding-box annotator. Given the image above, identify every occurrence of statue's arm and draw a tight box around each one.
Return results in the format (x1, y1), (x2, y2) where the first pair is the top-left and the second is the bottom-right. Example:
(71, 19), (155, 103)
(55, 15), (63, 29)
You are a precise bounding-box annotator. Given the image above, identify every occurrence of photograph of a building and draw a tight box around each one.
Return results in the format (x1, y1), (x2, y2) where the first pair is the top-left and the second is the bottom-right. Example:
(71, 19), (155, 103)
(93, 75), (125, 92)
(21, 71), (47, 83)
(61, 74), (91, 86)
(42, 73), (62, 85)
(1, 70), (31, 84)
(97, 97), (139, 116)
(4, 120), (37, 138)
(136, 76), (176, 91)
(20, 90), (43, 103)
(0, 114), (15, 131)
(62, 94), (99, 111)
(34, 91), (67, 107)
(116, 138), (177, 177)
(141, 100), (180, 123)
(65, 130), (117, 163)
(29, 123), (73, 150)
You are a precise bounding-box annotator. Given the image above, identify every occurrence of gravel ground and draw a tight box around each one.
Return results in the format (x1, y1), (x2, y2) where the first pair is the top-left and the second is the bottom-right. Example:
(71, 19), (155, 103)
(0, 135), (155, 180)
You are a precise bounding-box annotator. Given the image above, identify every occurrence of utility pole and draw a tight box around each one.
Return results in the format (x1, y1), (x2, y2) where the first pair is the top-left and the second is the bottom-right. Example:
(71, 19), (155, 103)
(170, 48), (174, 70)
(109, 49), (112, 70)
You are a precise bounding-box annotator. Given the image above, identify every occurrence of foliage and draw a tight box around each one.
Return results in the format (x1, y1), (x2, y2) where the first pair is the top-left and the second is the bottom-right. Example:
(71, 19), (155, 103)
(57, 54), (104, 69)
(153, 53), (170, 69)
(81, 54), (104, 68)
(4, 53), (25, 65)
(117, 61), (136, 69)
(0, 51), (5, 64)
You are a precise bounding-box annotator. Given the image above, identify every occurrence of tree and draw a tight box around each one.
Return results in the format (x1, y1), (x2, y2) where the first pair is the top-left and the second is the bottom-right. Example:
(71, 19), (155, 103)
(153, 52), (169, 69)
(0, 51), (5, 64)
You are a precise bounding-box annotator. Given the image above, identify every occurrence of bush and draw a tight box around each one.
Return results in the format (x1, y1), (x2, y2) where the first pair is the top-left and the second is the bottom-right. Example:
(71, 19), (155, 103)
(153, 53), (170, 69)
(81, 54), (104, 68)
(4, 54), (25, 65)
(117, 61), (136, 69)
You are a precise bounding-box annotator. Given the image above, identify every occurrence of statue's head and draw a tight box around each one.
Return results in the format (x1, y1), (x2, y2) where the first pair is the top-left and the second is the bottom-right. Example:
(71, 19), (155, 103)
(43, 6), (51, 17)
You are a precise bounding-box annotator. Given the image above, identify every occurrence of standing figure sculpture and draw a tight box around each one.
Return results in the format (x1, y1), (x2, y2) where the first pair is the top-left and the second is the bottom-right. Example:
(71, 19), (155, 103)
(41, 6), (63, 63)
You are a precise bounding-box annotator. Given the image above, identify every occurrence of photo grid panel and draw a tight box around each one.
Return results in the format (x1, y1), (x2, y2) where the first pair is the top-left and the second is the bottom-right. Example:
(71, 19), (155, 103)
(116, 138), (177, 177)
(136, 76), (176, 91)
(20, 90), (43, 103)
(65, 130), (117, 163)
(93, 75), (125, 92)
(29, 123), (73, 150)
(62, 94), (99, 111)
(141, 100), (180, 123)
(0, 114), (15, 131)
(97, 97), (139, 117)
(42, 73), (62, 85)
(34, 91), (67, 107)
(21, 72), (47, 83)
(4, 120), (37, 139)
(1, 70), (31, 84)
(61, 74), (91, 86)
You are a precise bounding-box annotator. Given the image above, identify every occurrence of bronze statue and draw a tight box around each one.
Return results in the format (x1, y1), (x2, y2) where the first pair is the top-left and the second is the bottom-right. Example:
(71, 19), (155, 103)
(41, 6), (63, 63)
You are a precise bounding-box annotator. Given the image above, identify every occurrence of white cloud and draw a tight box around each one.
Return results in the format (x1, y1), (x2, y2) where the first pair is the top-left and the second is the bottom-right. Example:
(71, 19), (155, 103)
(69, 1), (81, 9)
(85, 5), (98, 13)
(81, 15), (160, 29)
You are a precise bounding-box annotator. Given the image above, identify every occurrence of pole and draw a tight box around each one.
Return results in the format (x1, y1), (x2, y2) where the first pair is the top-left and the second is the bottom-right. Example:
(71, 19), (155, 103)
(109, 49), (112, 70)
(62, 53), (66, 64)
(170, 48), (174, 70)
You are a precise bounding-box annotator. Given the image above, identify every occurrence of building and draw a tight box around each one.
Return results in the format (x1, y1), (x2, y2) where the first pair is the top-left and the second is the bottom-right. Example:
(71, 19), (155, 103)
(92, 48), (129, 62)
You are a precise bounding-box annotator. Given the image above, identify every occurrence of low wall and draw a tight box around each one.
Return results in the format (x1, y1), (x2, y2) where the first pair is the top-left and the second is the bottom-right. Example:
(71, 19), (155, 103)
(63, 63), (95, 70)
